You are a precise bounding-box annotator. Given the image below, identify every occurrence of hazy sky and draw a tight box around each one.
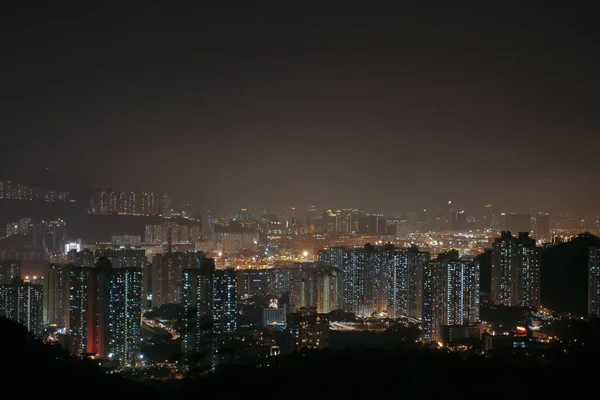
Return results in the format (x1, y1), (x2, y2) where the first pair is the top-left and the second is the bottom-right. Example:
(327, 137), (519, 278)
(1, 3), (598, 215)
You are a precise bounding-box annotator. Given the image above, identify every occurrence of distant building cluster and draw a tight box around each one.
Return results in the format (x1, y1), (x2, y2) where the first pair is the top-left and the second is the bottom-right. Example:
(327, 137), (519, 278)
(0, 261), (44, 337)
(90, 190), (171, 216)
(0, 180), (70, 202)
(3, 217), (67, 255)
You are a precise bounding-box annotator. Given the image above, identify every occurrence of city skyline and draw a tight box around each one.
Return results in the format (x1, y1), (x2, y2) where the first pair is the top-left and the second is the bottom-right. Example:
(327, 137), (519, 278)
(0, 178), (587, 218)
(3, 2), (600, 391)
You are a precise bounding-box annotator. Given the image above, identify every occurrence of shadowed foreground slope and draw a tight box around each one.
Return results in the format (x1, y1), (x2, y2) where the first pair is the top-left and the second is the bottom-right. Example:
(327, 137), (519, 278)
(0, 317), (154, 394)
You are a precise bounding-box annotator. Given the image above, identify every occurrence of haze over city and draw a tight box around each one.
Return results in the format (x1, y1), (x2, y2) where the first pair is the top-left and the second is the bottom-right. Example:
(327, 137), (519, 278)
(2, 3), (599, 214)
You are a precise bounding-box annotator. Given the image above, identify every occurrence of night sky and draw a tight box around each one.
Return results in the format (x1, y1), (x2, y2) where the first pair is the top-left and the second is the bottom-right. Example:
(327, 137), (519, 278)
(2, 3), (599, 215)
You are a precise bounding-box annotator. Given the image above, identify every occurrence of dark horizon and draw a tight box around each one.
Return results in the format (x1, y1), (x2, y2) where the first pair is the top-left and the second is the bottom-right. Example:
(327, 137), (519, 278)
(2, 3), (599, 214)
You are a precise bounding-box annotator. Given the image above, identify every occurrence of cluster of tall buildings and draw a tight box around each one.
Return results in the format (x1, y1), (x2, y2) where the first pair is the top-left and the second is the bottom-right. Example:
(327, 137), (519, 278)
(4, 217), (67, 255)
(0, 180), (70, 202)
(422, 253), (480, 341)
(53, 248), (239, 369)
(0, 261), (44, 337)
(152, 251), (207, 306)
(180, 265), (238, 368)
(42, 258), (143, 366)
(92, 190), (171, 216)
(316, 245), (479, 342)
(67, 260), (142, 365)
(236, 264), (342, 314)
(0, 228), (555, 368)
(318, 245), (430, 319)
(145, 222), (204, 246)
(320, 209), (387, 234)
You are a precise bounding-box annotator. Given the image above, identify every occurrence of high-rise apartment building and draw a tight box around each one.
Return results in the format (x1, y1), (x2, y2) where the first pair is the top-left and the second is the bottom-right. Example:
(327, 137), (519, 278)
(319, 245), (428, 318)
(422, 256), (480, 342)
(213, 268), (238, 341)
(266, 267), (294, 298)
(589, 247), (600, 318)
(44, 264), (70, 326)
(67, 248), (95, 267)
(263, 303), (286, 328)
(237, 269), (269, 297)
(145, 224), (165, 245)
(0, 277), (44, 337)
(387, 246), (430, 319)
(95, 248), (146, 269)
(289, 263), (317, 309)
(316, 265), (343, 314)
(68, 258), (142, 366)
(491, 231), (541, 308)
(68, 266), (90, 355)
(181, 258), (215, 368)
(107, 267), (142, 365)
(286, 308), (329, 350)
(95, 190), (171, 216)
(407, 248), (430, 319)
(111, 235), (142, 246)
(152, 251), (207, 306)
(341, 246), (387, 317)
(287, 263), (343, 313)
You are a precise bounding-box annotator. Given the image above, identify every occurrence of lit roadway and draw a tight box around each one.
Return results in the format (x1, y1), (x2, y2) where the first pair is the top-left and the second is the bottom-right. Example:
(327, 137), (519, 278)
(142, 315), (179, 340)
(330, 322), (359, 331)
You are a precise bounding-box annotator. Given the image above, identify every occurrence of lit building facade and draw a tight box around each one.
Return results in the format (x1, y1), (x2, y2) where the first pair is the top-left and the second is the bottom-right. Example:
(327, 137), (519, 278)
(422, 257), (480, 342)
(144, 224), (164, 245)
(213, 268), (238, 341)
(237, 269), (269, 297)
(111, 235), (142, 246)
(44, 264), (70, 326)
(67, 258), (142, 366)
(589, 247), (600, 318)
(67, 248), (95, 267)
(108, 267), (142, 365)
(491, 231), (541, 308)
(386, 246), (430, 319)
(263, 304), (286, 328)
(319, 245), (428, 318)
(316, 265), (343, 314)
(181, 258), (215, 368)
(266, 267), (294, 298)
(0, 277), (44, 337)
(95, 190), (170, 216)
(215, 231), (259, 253)
(286, 308), (329, 350)
(95, 248), (146, 269)
(339, 246), (386, 317)
(152, 251), (206, 306)
(68, 266), (90, 355)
